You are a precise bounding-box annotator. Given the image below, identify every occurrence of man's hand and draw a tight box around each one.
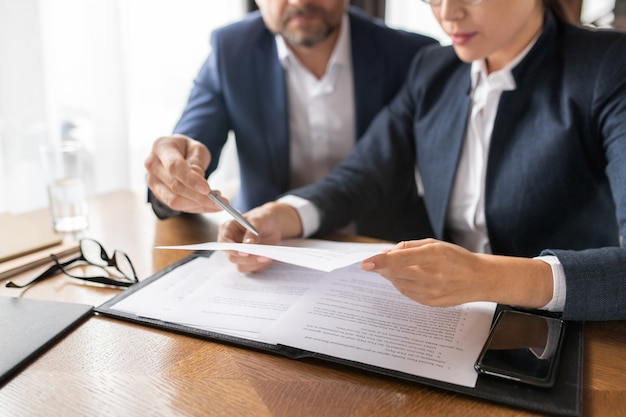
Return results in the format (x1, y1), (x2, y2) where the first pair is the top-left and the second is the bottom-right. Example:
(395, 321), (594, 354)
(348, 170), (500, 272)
(145, 134), (221, 213)
(218, 202), (304, 273)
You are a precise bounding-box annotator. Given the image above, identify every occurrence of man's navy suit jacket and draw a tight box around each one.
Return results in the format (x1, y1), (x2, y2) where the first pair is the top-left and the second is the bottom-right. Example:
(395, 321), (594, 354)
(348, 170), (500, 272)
(291, 13), (626, 321)
(170, 7), (437, 241)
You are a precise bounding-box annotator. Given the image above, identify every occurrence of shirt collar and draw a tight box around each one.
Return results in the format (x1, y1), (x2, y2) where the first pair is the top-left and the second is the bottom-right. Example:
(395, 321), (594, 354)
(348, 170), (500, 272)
(276, 13), (350, 72)
(470, 33), (540, 92)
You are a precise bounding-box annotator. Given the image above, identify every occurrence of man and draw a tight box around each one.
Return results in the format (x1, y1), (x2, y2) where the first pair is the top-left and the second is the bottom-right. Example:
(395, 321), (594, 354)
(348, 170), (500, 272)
(145, 0), (436, 241)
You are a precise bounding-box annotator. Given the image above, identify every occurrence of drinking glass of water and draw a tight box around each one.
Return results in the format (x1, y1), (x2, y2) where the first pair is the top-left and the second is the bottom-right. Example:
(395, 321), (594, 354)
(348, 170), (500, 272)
(40, 141), (89, 232)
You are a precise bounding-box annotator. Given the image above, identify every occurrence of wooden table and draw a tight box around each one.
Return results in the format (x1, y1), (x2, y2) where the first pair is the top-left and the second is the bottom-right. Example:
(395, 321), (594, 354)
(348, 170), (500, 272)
(1, 190), (625, 416)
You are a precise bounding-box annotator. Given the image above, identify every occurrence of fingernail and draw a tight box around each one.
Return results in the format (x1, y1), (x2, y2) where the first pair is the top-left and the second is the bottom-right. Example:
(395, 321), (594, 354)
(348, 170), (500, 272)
(362, 262), (375, 271)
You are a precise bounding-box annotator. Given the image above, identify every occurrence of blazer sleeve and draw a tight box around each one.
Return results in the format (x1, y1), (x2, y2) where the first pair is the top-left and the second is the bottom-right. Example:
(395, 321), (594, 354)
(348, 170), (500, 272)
(147, 29), (234, 218)
(172, 30), (232, 176)
(543, 35), (626, 321)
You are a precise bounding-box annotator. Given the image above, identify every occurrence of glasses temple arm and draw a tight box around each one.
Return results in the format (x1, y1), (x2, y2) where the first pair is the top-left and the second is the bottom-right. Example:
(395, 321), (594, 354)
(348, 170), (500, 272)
(5, 262), (62, 288)
(5, 254), (81, 288)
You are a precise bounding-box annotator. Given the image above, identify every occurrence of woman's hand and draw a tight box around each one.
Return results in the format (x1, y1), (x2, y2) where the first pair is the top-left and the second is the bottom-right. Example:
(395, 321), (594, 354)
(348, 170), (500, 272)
(361, 239), (553, 309)
(218, 202), (303, 273)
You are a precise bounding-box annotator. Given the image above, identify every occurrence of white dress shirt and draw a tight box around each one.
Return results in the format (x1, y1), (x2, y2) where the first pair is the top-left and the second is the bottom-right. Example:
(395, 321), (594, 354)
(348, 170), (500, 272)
(275, 14), (355, 190)
(282, 38), (566, 312)
(445, 38), (565, 312)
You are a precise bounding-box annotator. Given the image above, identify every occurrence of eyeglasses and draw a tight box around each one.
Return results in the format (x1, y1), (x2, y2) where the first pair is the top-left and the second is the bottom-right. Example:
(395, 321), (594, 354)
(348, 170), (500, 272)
(6, 238), (138, 289)
(420, 0), (483, 6)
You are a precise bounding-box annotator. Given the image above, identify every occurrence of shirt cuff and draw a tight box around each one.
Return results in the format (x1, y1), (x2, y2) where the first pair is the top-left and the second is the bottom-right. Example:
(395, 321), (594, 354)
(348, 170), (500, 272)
(277, 195), (320, 238)
(533, 255), (567, 312)
(148, 190), (182, 220)
(529, 317), (562, 359)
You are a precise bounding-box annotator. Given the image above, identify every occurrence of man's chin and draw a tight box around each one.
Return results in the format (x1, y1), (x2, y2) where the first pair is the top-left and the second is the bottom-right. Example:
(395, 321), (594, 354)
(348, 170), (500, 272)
(282, 33), (321, 47)
(282, 25), (335, 48)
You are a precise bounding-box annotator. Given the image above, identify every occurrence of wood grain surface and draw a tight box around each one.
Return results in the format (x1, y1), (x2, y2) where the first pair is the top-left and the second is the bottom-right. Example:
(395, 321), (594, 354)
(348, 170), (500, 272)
(0, 190), (624, 417)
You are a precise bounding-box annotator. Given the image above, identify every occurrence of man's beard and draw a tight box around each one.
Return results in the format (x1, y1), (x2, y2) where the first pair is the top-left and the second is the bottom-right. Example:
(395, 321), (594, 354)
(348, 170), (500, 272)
(279, 5), (340, 48)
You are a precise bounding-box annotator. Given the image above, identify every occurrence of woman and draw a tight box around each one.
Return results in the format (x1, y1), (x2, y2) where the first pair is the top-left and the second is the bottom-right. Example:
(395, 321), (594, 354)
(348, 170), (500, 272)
(218, 0), (626, 321)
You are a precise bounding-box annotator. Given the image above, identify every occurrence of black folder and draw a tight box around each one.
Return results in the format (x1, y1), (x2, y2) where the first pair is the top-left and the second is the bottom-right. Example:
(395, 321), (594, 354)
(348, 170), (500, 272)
(0, 296), (93, 386)
(96, 253), (583, 416)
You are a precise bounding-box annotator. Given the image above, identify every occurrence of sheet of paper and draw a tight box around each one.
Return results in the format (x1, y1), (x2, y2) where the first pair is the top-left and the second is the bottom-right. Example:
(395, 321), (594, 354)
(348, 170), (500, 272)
(156, 238), (393, 272)
(111, 252), (324, 340)
(259, 263), (496, 388)
(111, 256), (217, 320)
(111, 241), (496, 388)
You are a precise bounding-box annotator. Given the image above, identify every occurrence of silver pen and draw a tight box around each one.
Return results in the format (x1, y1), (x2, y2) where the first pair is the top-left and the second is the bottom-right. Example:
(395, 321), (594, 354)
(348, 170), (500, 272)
(208, 190), (260, 237)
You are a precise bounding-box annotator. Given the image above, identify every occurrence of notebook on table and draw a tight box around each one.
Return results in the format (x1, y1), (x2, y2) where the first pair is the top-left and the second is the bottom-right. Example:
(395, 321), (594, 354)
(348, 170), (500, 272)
(0, 212), (62, 262)
(0, 240), (80, 281)
(0, 296), (93, 385)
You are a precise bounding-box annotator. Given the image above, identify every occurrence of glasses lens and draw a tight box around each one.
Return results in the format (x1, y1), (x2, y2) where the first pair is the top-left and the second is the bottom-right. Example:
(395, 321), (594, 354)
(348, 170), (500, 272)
(80, 239), (110, 267)
(65, 264), (112, 279)
(113, 251), (137, 281)
(37, 239), (137, 288)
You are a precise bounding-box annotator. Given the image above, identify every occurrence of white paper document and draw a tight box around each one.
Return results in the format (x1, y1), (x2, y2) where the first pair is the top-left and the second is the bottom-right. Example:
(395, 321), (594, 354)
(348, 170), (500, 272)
(111, 252), (318, 339)
(259, 263), (496, 387)
(157, 239), (393, 272)
(113, 240), (496, 388)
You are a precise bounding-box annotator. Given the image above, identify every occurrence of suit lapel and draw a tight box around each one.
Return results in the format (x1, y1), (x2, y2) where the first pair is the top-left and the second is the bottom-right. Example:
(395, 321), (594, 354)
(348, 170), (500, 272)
(350, 15), (385, 140)
(420, 75), (472, 240)
(254, 34), (291, 192)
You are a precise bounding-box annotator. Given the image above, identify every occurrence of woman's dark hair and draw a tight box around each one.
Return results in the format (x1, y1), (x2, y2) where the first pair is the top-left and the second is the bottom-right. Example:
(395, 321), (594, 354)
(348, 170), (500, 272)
(543, 0), (568, 21)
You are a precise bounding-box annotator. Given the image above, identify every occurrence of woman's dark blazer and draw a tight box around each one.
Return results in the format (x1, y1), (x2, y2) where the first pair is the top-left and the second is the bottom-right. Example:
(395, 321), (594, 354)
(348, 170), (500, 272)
(292, 13), (626, 321)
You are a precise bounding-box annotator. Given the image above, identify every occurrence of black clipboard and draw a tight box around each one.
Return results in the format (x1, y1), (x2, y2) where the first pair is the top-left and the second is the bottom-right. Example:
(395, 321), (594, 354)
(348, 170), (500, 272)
(96, 252), (582, 416)
(1, 296), (93, 386)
